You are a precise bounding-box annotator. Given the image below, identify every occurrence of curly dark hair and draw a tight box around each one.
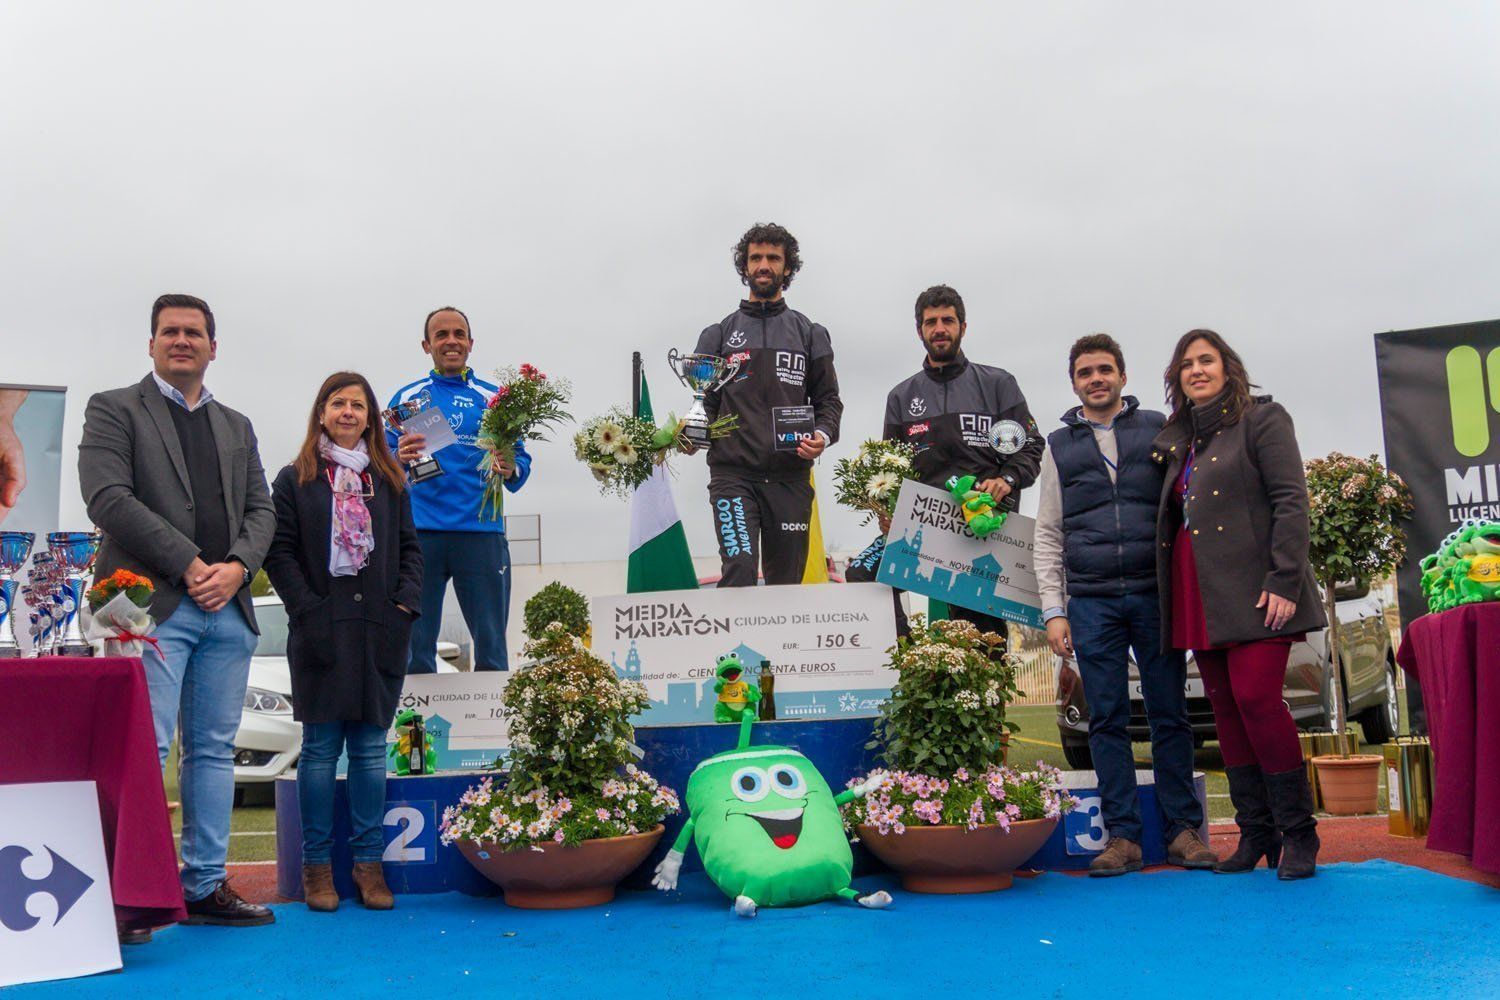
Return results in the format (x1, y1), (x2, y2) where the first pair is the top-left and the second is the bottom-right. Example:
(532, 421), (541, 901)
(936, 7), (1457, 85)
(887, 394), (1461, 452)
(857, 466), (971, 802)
(1162, 328), (1258, 427)
(733, 222), (802, 291)
(1068, 333), (1125, 379)
(914, 285), (965, 328)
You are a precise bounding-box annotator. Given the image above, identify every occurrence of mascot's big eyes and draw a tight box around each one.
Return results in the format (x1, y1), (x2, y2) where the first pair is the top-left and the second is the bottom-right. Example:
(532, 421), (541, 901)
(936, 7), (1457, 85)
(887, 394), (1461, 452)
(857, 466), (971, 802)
(731, 767), (769, 802)
(768, 764), (806, 796)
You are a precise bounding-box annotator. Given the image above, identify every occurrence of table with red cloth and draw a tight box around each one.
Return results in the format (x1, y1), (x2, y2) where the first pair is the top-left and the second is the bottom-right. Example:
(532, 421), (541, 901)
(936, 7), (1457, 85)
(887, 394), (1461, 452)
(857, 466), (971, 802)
(0, 656), (186, 930)
(1395, 602), (1500, 876)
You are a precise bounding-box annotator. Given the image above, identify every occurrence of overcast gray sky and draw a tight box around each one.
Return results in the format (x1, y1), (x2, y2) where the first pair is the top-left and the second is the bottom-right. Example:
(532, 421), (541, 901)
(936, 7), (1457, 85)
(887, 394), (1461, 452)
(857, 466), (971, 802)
(4, 2), (1498, 564)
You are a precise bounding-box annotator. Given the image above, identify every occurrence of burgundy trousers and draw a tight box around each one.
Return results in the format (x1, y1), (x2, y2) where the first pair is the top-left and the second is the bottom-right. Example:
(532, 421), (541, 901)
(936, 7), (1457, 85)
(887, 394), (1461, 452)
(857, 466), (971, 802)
(1195, 638), (1304, 772)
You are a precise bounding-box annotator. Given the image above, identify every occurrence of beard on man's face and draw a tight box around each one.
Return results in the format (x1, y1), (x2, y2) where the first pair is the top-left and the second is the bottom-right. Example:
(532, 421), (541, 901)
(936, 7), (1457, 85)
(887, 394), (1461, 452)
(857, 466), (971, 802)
(747, 270), (782, 298)
(925, 332), (962, 362)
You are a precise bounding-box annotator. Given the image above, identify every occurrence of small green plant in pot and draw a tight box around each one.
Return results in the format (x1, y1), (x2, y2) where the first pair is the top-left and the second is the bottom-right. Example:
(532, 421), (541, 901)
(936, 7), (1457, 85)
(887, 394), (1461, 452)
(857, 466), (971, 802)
(523, 581), (590, 643)
(440, 623), (679, 907)
(1305, 452), (1413, 812)
(844, 615), (1076, 893)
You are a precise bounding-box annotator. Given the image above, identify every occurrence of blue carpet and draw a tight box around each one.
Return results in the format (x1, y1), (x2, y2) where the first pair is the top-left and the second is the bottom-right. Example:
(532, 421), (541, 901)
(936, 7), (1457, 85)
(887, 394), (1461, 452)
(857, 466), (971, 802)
(16, 861), (1499, 999)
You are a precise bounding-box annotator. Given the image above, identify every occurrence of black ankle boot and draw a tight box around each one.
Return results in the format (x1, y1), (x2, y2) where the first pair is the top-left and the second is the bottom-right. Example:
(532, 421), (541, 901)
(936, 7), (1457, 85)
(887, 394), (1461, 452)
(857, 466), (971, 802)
(1214, 764), (1282, 874)
(1264, 767), (1320, 880)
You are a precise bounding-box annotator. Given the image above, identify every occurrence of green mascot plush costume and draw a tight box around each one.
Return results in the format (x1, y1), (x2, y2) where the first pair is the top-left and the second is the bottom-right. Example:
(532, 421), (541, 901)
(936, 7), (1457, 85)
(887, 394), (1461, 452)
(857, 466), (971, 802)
(651, 713), (891, 917)
(945, 474), (1007, 539)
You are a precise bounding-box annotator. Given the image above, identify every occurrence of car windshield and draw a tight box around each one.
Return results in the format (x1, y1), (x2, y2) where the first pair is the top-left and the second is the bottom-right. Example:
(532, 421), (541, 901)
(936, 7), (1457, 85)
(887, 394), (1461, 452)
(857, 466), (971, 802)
(254, 601), (290, 657)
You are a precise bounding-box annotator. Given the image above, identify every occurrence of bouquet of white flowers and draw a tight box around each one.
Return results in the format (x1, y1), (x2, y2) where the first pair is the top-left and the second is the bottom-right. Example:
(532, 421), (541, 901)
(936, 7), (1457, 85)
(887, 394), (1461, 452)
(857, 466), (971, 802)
(833, 439), (919, 525)
(573, 408), (684, 500)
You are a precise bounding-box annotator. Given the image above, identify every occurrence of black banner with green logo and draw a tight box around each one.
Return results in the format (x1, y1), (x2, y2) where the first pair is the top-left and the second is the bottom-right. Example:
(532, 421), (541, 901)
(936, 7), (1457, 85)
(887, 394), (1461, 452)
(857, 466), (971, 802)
(1375, 319), (1500, 628)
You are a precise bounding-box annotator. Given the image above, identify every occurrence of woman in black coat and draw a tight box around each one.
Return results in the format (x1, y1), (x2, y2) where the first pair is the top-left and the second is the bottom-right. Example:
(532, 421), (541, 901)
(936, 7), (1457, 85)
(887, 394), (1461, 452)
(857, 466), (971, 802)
(1152, 330), (1325, 881)
(263, 372), (422, 913)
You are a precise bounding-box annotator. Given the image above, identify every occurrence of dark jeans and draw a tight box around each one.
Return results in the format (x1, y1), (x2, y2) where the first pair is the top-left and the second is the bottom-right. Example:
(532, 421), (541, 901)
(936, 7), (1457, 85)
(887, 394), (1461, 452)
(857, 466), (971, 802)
(1069, 592), (1201, 843)
(708, 475), (814, 587)
(407, 530), (512, 673)
(298, 721), (389, 865)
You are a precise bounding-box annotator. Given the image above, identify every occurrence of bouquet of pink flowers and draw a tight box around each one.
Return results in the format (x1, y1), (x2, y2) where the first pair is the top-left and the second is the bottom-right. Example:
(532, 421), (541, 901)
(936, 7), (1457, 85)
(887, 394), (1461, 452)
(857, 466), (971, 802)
(475, 364), (572, 520)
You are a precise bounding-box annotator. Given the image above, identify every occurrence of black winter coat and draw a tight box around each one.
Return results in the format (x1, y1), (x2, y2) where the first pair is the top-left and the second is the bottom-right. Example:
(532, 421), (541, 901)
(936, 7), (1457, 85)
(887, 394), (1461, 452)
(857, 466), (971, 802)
(263, 463), (423, 726)
(1151, 394), (1326, 651)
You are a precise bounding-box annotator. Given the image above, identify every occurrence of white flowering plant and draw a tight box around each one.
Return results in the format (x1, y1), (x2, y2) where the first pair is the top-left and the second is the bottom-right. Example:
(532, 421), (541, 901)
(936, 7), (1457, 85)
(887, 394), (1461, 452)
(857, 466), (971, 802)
(439, 623), (679, 850)
(841, 764), (1076, 835)
(869, 615), (1021, 776)
(832, 438), (919, 524)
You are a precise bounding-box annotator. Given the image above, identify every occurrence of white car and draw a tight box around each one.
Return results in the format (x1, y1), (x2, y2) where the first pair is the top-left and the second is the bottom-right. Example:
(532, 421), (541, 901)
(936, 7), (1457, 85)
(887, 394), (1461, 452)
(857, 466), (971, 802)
(233, 594), (463, 793)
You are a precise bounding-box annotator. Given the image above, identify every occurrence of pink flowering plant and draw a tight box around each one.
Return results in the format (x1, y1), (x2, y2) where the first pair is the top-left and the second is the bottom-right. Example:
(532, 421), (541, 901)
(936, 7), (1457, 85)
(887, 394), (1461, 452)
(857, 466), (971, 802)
(439, 623), (679, 850)
(475, 363), (573, 520)
(843, 615), (1075, 833)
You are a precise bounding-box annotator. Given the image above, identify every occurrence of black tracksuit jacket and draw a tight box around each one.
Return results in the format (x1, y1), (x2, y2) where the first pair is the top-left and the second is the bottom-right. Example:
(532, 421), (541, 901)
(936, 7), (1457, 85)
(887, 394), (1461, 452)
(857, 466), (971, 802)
(695, 299), (843, 482)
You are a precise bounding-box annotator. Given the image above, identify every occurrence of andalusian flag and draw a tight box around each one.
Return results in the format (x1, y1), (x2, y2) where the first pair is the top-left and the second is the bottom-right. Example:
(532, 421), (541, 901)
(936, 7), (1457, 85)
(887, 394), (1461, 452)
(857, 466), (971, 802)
(801, 469), (830, 583)
(627, 376), (700, 593)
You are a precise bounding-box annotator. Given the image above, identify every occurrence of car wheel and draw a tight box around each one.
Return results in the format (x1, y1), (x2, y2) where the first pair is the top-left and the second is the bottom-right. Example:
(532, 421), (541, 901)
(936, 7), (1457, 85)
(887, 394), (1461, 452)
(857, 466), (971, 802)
(1358, 654), (1401, 745)
(1062, 739), (1094, 770)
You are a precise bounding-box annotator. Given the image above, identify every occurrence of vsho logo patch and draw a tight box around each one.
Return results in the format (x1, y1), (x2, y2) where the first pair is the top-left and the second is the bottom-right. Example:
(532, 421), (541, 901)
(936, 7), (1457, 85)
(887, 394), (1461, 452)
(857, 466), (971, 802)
(908, 396), (927, 417)
(774, 351), (806, 386)
(959, 413), (993, 447)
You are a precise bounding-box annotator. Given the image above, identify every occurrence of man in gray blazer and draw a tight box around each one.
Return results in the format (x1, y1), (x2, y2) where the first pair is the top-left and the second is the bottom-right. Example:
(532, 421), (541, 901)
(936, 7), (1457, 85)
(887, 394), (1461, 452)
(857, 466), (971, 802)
(79, 294), (276, 934)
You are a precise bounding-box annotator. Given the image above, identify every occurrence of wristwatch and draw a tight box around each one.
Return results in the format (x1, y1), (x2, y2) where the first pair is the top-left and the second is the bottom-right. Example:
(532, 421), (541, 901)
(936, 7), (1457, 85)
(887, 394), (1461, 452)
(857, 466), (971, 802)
(1000, 472), (1018, 491)
(236, 562), (251, 586)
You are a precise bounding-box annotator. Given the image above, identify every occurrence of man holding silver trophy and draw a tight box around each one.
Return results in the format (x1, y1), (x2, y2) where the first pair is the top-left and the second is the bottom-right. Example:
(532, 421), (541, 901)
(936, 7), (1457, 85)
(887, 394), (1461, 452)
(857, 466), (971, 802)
(682, 222), (843, 587)
(880, 284), (1045, 645)
(78, 293), (277, 933)
(387, 306), (532, 672)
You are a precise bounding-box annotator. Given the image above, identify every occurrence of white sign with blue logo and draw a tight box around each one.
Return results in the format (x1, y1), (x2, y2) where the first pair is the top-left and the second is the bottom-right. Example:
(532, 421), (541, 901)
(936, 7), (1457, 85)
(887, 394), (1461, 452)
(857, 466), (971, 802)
(0, 781), (119, 987)
(593, 582), (899, 726)
(877, 480), (1044, 628)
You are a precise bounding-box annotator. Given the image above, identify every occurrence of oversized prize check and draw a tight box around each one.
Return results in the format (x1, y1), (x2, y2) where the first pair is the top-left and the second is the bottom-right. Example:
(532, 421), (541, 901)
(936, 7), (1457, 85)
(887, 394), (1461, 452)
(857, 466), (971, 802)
(390, 672), (510, 771)
(876, 479), (1044, 629)
(593, 582), (898, 727)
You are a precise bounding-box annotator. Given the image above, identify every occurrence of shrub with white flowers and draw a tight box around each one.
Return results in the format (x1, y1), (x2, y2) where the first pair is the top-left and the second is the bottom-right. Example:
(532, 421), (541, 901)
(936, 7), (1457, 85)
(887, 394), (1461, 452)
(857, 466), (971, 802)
(440, 624), (679, 850)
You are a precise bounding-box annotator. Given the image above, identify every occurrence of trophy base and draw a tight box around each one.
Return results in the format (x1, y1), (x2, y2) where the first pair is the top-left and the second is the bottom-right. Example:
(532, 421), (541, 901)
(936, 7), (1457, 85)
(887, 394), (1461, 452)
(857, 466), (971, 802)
(55, 641), (96, 657)
(0, 645), (23, 658)
(408, 459), (445, 483)
(682, 424), (713, 450)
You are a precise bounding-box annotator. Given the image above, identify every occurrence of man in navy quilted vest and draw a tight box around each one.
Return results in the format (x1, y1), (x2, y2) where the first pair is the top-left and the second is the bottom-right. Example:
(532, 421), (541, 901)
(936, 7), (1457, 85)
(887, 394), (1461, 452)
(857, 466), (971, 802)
(1034, 334), (1217, 876)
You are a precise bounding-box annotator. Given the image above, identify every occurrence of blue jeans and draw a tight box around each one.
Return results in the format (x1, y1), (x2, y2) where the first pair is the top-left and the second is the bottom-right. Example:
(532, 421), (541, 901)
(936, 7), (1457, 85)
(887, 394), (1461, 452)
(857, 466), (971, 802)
(1068, 592), (1201, 844)
(141, 599), (258, 902)
(407, 531), (511, 673)
(298, 721), (390, 865)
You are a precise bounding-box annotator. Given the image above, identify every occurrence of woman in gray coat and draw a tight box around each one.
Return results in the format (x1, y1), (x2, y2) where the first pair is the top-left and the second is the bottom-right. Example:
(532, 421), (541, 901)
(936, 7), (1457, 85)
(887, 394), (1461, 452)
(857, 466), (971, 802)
(1152, 329), (1325, 881)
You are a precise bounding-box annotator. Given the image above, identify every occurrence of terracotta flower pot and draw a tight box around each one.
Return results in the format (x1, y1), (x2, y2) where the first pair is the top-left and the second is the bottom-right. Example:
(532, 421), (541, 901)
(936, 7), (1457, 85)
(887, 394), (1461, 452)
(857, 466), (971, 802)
(1311, 754), (1383, 815)
(455, 825), (663, 909)
(857, 818), (1057, 893)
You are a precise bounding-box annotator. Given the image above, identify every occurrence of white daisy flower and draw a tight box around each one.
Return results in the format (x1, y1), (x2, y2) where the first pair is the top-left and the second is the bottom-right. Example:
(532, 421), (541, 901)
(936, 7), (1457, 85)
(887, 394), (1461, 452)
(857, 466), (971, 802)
(592, 421), (625, 454)
(866, 471), (899, 500)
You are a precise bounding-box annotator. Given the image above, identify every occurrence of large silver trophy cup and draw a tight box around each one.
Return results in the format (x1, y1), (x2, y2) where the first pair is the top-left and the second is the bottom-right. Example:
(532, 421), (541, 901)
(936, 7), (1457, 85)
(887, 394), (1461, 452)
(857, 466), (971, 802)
(47, 531), (100, 657)
(667, 349), (741, 450)
(0, 531), (35, 657)
(382, 391), (445, 484)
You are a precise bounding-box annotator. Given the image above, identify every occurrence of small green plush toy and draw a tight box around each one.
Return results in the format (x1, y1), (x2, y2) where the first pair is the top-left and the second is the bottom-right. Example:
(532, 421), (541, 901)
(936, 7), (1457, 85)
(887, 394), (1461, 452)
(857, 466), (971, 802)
(388, 708), (438, 776)
(945, 474), (1008, 539)
(1421, 521), (1500, 613)
(651, 712), (891, 916)
(712, 652), (761, 724)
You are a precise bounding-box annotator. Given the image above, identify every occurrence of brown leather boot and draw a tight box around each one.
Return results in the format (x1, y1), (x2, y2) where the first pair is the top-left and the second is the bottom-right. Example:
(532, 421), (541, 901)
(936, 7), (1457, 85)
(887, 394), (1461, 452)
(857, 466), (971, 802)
(1088, 837), (1143, 877)
(352, 862), (394, 910)
(302, 864), (338, 912)
(1167, 828), (1219, 869)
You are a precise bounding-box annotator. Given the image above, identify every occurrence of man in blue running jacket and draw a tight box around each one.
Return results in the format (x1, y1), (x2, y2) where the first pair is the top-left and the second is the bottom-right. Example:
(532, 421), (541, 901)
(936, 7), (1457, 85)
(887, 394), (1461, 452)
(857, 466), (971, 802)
(388, 306), (531, 672)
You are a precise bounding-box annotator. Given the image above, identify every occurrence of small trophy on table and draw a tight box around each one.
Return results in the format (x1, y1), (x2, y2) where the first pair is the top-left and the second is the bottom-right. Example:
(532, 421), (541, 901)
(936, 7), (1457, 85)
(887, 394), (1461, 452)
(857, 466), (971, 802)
(382, 391), (446, 484)
(667, 349), (741, 451)
(0, 531), (35, 658)
(46, 530), (100, 657)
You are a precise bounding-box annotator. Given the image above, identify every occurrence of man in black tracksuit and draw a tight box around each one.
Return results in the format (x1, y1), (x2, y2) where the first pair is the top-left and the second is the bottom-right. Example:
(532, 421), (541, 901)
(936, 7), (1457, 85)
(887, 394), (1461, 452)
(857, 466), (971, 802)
(695, 222), (843, 586)
(879, 284), (1043, 639)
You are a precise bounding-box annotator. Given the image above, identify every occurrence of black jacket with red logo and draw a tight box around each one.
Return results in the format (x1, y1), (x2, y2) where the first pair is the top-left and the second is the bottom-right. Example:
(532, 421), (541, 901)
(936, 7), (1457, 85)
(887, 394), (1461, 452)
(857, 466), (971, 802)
(695, 299), (843, 481)
(882, 353), (1044, 493)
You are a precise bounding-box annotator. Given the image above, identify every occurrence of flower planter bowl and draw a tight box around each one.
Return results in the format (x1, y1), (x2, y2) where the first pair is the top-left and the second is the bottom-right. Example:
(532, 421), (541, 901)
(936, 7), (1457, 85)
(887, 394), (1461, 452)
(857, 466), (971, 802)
(1311, 755), (1383, 815)
(455, 825), (663, 909)
(857, 818), (1057, 893)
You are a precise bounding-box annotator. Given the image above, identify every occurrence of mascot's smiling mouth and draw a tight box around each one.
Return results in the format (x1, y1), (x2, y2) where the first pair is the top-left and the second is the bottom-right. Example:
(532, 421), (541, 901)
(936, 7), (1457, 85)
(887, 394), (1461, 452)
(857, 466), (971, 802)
(745, 806), (806, 849)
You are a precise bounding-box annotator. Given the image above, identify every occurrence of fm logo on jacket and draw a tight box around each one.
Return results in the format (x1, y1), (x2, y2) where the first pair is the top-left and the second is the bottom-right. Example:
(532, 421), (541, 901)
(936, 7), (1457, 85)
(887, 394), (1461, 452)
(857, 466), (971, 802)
(959, 413), (993, 447)
(774, 351), (806, 387)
